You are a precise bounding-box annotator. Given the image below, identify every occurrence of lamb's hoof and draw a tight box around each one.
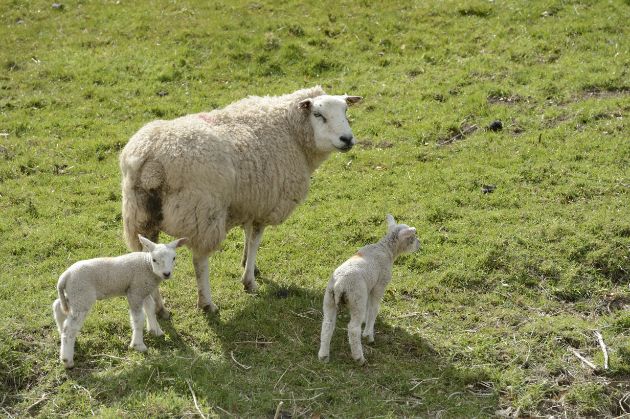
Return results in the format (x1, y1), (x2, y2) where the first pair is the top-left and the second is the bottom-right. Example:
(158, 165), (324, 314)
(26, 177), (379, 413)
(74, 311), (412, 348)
(157, 308), (171, 320)
(243, 281), (258, 294)
(200, 302), (219, 314)
(62, 358), (74, 369)
(318, 354), (330, 363)
(354, 356), (366, 366)
(131, 343), (148, 352)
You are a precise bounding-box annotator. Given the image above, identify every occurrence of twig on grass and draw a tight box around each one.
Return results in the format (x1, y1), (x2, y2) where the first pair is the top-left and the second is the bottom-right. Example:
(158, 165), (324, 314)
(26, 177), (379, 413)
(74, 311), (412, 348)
(25, 394), (48, 413)
(437, 124), (478, 146)
(568, 347), (598, 371)
(186, 380), (207, 419)
(230, 351), (252, 370)
(594, 330), (609, 370)
(274, 366), (291, 390)
(273, 401), (284, 419)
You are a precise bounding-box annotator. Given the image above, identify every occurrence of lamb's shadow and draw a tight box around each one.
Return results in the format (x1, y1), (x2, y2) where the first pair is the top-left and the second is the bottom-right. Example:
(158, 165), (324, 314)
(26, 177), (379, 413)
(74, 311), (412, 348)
(72, 276), (499, 417)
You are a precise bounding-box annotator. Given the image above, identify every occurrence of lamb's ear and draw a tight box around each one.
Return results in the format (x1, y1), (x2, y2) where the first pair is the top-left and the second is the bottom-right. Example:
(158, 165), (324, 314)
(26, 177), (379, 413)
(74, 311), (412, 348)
(169, 238), (188, 249)
(138, 235), (156, 252)
(345, 95), (363, 106)
(386, 214), (396, 231)
(399, 227), (417, 240)
(298, 98), (312, 110)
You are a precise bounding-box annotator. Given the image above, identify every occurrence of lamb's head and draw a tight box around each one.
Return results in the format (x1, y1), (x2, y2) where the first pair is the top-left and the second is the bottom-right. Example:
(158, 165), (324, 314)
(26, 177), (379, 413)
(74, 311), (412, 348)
(385, 214), (421, 256)
(298, 94), (362, 153)
(138, 235), (188, 280)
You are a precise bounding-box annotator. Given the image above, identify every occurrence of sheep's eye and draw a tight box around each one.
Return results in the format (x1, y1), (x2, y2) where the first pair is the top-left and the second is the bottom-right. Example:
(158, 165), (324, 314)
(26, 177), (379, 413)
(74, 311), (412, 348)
(152, 259), (156, 263)
(313, 112), (327, 123)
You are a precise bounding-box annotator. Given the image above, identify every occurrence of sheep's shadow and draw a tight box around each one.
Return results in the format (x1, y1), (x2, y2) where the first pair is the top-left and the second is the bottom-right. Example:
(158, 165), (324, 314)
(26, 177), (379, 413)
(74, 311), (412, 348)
(71, 275), (499, 417)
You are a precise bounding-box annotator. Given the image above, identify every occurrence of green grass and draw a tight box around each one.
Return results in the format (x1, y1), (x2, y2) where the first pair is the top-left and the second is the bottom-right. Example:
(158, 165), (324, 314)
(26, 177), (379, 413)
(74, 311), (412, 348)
(1, 0), (629, 416)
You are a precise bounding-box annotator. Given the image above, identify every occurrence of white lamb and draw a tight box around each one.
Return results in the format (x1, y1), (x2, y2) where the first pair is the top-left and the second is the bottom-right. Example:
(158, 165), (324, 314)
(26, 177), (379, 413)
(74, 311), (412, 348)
(119, 86), (362, 316)
(52, 235), (187, 368)
(318, 214), (420, 365)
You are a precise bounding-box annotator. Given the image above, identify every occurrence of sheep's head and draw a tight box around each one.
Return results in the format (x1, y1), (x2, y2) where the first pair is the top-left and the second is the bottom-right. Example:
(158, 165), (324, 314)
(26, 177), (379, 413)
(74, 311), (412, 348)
(298, 94), (362, 153)
(386, 214), (421, 256)
(138, 235), (188, 280)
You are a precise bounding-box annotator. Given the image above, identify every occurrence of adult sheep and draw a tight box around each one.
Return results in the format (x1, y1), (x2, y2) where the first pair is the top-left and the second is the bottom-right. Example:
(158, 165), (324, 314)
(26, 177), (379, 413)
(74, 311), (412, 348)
(120, 86), (362, 315)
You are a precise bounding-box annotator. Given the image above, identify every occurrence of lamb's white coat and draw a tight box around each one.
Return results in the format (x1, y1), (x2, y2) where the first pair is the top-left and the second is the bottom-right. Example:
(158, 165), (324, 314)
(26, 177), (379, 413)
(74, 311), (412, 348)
(52, 236), (186, 368)
(119, 87), (362, 315)
(318, 215), (420, 365)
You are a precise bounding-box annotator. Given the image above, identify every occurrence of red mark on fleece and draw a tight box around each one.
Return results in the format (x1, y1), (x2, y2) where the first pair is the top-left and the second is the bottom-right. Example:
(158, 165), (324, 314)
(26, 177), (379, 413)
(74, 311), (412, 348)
(198, 113), (215, 125)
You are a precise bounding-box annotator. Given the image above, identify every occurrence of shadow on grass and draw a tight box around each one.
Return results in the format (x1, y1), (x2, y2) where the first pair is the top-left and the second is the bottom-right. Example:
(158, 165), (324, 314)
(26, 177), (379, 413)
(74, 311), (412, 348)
(65, 276), (499, 417)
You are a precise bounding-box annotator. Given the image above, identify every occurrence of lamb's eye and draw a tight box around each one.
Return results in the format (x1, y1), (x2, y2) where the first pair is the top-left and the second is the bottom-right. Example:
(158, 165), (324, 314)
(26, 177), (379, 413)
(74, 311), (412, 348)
(313, 112), (327, 123)
(152, 259), (156, 263)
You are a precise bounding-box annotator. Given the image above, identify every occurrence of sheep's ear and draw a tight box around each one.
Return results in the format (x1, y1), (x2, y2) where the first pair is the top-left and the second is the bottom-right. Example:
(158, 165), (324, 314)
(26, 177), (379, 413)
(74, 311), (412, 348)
(399, 227), (416, 240)
(345, 95), (363, 106)
(169, 238), (188, 249)
(298, 98), (312, 110)
(386, 214), (396, 230)
(138, 235), (156, 252)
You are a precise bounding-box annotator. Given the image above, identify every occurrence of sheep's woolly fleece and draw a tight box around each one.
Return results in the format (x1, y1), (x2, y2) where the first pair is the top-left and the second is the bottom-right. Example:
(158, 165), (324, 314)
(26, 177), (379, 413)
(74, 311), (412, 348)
(120, 86), (330, 253)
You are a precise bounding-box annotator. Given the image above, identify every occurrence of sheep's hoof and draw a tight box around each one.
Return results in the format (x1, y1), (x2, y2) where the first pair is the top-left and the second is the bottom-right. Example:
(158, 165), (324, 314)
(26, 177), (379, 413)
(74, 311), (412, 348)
(318, 354), (329, 363)
(243, 281), (258, 293)
(354, 356), (366, 366)
(62, 358), (74, 369)
(131, 343), (148, 352)
(157, 308), (171, 320)
(149, 328), (164, 337)
(200, 302), (219, 314)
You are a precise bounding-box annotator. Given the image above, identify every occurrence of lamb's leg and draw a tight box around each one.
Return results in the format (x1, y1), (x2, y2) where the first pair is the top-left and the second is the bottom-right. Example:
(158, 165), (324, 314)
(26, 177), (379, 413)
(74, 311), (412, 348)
(318, 289), (337, 362)
(60, 310), (88, 369)
(241, 224), (264, 293)
(143, 295), (164, 337)
(52, 299), (67, 335)
(362, 290), (384, 343)
(193, 251), (219, 313)
(129, 303), (147, 352)
(347, 292), (368, 365)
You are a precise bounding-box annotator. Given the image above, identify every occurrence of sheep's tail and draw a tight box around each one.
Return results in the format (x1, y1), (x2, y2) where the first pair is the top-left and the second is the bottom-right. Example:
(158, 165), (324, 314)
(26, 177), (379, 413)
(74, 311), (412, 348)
(120, 154), (146, 251)
(57, 271), (70, 314)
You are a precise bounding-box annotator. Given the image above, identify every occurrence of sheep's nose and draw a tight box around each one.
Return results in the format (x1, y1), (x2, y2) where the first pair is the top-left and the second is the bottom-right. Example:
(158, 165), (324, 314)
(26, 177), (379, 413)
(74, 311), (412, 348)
(163, 272), (171, 278)
(339, 135), (353, 145)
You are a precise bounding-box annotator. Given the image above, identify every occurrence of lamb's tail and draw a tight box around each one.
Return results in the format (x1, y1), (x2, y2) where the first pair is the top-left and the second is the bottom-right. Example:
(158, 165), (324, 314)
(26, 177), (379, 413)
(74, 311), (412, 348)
(57, 271), (70, 314)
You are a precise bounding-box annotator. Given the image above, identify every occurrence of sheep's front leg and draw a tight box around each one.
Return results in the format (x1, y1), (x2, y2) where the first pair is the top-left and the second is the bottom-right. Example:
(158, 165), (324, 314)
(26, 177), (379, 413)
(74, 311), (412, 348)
(241, 224), (260, 277)
(151, 288), (170, 320)
(362, 289), (384, 343)
(318, 289), (337, 362)
(128, 299), (147, 352)
(60, 310), (88, 369)
(143, 296), (164, 337)
(193, 251), (218, 313)
(241, 224), (264, 293)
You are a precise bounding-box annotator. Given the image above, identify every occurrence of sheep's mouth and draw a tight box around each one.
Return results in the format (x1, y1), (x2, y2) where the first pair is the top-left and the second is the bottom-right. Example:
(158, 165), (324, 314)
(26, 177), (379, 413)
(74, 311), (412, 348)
(336, 144), (353, 152)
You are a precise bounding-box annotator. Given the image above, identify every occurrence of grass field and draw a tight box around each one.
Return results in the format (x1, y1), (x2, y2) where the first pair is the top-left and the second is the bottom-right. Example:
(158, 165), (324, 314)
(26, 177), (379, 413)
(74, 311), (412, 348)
(1, 0), (629, 417)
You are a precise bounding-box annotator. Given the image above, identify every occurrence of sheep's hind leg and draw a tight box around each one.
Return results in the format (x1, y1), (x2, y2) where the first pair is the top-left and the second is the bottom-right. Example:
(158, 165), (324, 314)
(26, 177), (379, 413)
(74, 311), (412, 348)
(193, 251), (219, 313)
(347, 291), (368, 365)
(362, 290), (384, 343)
(241, 224), (264, 293)
(143, 296), (164, 337)
(318, 289), (337, 362)
(60, 310), (88, 369)
(52, 299), (67, 335)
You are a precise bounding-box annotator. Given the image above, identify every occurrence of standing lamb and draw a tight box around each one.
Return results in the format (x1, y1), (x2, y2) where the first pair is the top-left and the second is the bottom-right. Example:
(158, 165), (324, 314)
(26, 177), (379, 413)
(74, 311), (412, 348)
(318, 214), (420, 365)
(120, 86), (362, 316)
(52, 235), (187, 368)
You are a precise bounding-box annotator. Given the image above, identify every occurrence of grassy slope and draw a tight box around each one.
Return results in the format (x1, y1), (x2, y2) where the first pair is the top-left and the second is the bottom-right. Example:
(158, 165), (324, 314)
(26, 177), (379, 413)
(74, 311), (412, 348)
(1, 0), (628, 417)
